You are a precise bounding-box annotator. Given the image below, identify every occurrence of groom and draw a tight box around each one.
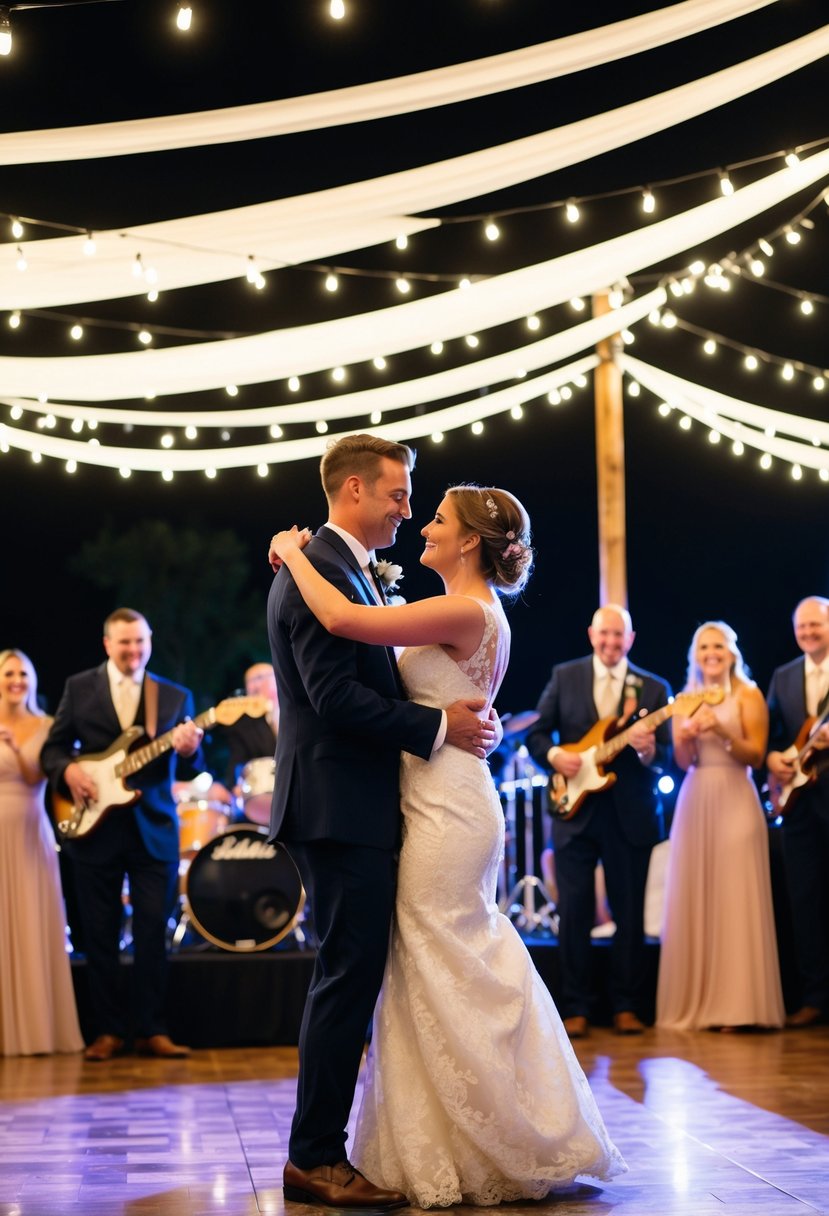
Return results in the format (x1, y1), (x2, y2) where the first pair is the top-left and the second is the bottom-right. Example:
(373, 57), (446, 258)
(268, 433), (495, 1209)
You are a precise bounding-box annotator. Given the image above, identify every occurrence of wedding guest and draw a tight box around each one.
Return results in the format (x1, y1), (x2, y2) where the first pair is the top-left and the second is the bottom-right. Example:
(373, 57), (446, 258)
(657, 622), (784, 1031)
(0, 648), (83, 1056)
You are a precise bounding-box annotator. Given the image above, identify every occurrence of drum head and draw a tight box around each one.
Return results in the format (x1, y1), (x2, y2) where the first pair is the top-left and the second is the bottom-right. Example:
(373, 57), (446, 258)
(184, 826), (304, 951)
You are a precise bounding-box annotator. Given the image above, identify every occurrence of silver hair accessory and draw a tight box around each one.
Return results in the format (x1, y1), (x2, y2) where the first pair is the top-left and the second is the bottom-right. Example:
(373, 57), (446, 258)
(484, 495), (498, 518)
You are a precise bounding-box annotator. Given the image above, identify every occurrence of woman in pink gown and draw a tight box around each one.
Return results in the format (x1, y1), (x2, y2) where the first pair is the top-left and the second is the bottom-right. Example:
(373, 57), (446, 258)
(656, 622), (784, 1031)
(0, 649), (83, 1055)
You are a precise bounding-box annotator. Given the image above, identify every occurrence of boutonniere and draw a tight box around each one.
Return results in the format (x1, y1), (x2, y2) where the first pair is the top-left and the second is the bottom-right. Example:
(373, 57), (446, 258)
(374, 559), (403, 594)
(622, 673), (644, 717)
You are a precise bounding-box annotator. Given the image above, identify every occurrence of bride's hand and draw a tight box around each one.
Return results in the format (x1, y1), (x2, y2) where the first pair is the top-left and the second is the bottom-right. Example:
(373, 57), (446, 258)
(268, 526), (311, 572)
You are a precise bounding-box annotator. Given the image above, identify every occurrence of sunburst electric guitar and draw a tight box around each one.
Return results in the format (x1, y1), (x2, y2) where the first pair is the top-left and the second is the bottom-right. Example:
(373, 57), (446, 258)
(53, 695), (270, 840)
(547, 688), (725, 821)
(766, 703), (829, 816)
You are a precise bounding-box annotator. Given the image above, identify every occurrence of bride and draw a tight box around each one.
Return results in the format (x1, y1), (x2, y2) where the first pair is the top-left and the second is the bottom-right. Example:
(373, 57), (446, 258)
(270, 484), (625, 1208)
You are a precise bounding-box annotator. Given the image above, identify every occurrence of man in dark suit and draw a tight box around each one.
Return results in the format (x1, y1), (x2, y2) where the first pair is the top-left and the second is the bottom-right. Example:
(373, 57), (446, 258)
(267, 433), (494, 1210)
(767, 595), (829, 1028)
(527, 604), (672, 1039)
(41, 607), (204, 1062)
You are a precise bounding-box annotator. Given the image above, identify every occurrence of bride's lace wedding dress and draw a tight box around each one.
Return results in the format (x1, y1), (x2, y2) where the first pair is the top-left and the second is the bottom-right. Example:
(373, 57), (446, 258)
(352, 598), (626, 1208)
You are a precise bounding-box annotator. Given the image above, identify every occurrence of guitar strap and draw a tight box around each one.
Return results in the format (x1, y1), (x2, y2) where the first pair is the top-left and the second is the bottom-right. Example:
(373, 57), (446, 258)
(143, 675), (159, 740)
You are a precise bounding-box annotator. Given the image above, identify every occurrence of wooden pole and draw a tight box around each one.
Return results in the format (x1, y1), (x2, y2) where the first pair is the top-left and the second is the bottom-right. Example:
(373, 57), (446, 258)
(593, 291), (627, 608)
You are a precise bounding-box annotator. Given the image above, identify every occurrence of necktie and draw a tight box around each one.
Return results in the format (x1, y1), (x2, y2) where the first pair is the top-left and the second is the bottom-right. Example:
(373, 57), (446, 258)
(367, 562), (386, 604)
(809, 666), (829, 717)
(114, 678), (136, 730)
(597, 672), (618, 719)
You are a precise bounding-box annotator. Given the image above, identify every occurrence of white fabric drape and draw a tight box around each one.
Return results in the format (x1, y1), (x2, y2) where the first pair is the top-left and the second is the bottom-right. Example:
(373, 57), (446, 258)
(0, 356), (598, 473)
(0, 289), (665, 427)
(0, 0), (779, 165)
(621, 355), (829, 468)
(4, 149), (828, 401)
(6, 23), (827, 312)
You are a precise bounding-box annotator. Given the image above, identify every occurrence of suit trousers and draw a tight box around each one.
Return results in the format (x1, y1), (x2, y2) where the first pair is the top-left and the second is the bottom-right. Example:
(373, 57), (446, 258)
(781, 796), (829, 1010)
(554, 801), (652, 1019)
(285, 839), (397, 1167)
(70, 810), (179, 1039)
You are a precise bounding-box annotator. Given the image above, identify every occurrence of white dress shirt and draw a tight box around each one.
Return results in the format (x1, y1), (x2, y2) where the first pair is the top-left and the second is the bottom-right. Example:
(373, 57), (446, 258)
(593, 656), (628, 719)
(805, 657), (829, 717)
(107, 658), (144, 731)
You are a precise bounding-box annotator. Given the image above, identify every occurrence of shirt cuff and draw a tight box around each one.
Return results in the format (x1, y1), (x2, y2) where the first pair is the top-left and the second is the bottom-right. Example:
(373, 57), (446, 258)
(430, 711), (448, 757)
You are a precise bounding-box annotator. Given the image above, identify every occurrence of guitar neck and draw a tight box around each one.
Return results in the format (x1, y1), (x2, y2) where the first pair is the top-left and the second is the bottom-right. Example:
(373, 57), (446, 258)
(595, 701), (677, 763)
(120, 706), (214, 778)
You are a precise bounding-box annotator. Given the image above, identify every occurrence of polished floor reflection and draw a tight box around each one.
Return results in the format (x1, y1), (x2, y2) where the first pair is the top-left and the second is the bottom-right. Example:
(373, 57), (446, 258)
(1, 1026), (827, 1215)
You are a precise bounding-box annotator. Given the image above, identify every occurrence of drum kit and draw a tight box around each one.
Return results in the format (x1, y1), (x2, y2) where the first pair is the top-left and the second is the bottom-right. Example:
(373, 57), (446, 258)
(171, 758), (306, 952)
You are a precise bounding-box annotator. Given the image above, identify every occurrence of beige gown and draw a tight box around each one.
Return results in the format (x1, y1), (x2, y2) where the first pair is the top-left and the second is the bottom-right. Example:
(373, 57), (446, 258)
(656, 695), (785, 1030)
(0, 720), (84, 1055)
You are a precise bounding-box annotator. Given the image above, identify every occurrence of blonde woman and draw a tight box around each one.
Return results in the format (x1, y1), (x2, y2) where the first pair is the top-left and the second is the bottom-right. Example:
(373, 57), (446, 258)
(0, 649), (83, 1055)
(656, 623), (784, 1031)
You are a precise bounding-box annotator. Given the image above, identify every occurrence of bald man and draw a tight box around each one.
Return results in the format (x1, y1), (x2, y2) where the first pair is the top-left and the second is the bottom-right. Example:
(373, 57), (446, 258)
(527, 605), (672, 1039)
(224, 662), (280, 790)
(767, 596), (829, 1028)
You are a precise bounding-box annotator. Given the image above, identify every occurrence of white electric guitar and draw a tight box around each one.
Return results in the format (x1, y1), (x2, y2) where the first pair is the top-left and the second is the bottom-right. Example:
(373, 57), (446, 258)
(547, 688), (724, 821)
(53, 695), (269, 839)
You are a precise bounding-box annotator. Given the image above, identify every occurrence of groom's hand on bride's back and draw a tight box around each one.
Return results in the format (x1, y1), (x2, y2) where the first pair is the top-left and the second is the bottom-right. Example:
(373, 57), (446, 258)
(446, 699), (499, 759)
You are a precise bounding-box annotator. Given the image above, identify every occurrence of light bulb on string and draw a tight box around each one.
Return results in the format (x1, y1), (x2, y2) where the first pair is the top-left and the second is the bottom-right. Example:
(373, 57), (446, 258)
(71, 418), (83, 434)
(9, 405), (23, 420)
(703, 338), (717, 355)
(287, 376), (300, 392)
(657, 402), (671, 417)
(257, 463), (269, 477)
(627, 381), (641, 397)
(331, 366), (346, 382)
(749, 257), (765, 276)
(800, 297), (814, 316)
(162, 469), (174, 482)
(119, 466), (132, 479)
(560, 385), (572, 401)
(185, 425), (198, 440)
(269, 424), (283, 439)
(137, 329), (152, 345)
(641, 188), (656, 215)
(820, 468), (829, 483)
(430, 341), (444, 355)
(814, 376), (826, 391)
(66, 460), (77, 474)
(8, 310), (20, 329)
(471, 420), (484, 435)
(226, 384), (239, 396)
(315, 420), (329, 434)
(564, 199), (580, 223)
(329, 0), (346, 18)
(31, 451), (42, 464)
(744, 354), (759, 371)
(708, 429), (721, 444)
(465, 334), (479, 348)
(0, 9), (12, 56)
(679, 415), (692, 431)
(688, 260), (705, 276)
(176, 5), (192, 32)
(372, 356), (386, 370)
(792, 464), (803, 481)
(510, 405), (524, 420)
(760, 452), (772, 470)
(10, 217), (23, 239)
(782, 362), (795, 381)
(718, 170), (734, 197)
(570, 297), (585, 312)
(70, 324), (84, 341)
(484, 219), (500, 242)
(431, 432), (444, 444)
(458, 278), (471, 291)
(325, 272), (339, 293)
(785, 151), (800, 169)
(758, 238), (774, 257)
(147, 289), (159, 303)
(370, 410), (382, 425)
(395, 277), (411, 294)
(731, 439), (744, 456)
(785, 227), (801, 245)
(547, 390), (561, 406)
(160, 433), (174, 449)
(205, 468), (217, 480)
(526, 315), (540, 331)
(394, 234), (408, 251)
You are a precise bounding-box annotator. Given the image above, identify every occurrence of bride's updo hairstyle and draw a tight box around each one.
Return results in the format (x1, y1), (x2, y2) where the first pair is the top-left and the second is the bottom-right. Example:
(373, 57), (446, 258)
(447, 485), (533, 595)
(684, 620), (755, 693)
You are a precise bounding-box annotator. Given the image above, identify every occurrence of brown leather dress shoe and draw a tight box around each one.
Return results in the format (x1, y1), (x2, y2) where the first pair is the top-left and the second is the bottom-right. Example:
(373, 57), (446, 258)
(563, 1015), (589, 1039)
(283, 1159), (407, 1209)
(785, 1005), (823, 1028)
(83, 1034), (125, 1062)
(614, 1011), (646, 1035)
(134, 1034), (191, 1058)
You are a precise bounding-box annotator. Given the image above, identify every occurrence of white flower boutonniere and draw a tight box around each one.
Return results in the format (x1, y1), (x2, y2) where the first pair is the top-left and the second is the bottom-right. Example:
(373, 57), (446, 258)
(373, 559), (403, 594)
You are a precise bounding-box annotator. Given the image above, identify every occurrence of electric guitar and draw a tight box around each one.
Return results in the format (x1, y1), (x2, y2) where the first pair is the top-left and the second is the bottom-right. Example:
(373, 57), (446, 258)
(547, 688), (725, 821)
(53, 695), (270, 840)
(766, 704), (829, 816)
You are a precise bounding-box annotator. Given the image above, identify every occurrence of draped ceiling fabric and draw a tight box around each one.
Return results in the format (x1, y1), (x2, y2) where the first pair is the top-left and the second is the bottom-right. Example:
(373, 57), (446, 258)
(0, 356), (600, 473)
(0, 290), (666, 428)
(0, 0), (779, 165)
(621, 355), (829, 465)
(6, 23), (828, 312)
(4, 150), (828, 401)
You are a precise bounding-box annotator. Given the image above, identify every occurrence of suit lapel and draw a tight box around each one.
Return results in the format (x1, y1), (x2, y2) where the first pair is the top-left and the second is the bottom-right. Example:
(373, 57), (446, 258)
(96, 663), (122, 735)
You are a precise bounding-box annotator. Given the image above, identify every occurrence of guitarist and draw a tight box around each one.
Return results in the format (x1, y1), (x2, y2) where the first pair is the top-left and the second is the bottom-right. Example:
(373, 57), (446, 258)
(766, 596), (829, 1029)
(41, 607), (204, 1062)
(527, 604), (672, 1040)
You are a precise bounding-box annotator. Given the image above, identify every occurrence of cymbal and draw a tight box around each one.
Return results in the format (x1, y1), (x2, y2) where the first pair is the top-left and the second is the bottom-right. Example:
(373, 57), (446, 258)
(502, 709), (540, 737)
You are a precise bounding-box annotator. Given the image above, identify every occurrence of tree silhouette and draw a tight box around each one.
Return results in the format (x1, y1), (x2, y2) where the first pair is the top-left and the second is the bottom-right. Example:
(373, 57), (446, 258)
(70, 520), (268, 706)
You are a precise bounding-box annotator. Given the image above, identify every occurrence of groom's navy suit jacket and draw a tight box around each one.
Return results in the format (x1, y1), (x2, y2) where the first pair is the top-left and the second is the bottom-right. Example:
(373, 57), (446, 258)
(267, 525), (442, 848)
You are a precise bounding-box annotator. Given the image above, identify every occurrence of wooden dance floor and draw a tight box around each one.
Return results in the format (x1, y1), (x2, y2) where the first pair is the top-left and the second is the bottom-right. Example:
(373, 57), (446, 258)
(1, 1025), (827, 1216)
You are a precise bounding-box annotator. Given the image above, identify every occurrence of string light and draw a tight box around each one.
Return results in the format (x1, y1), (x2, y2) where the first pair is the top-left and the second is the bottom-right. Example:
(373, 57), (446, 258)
(372, 356), (387, 370)
(225, 384), (239, 396)
(324, 272), (339, 293)
(394, 234), (408, 251)
(800, 297), (814, 315)
(395, 277), (411, 294)
(176, 5), (192, 31)
(526, 315), (540, 331)
(471, 420), (484, 435)
(570, 297), (585, 312)
(718, 170), (734, 197)
(703, 339), (717, 355)
(564, 200), (580, 224)
(641, 188), (656, 215)
(269, 424), (283, 439)
(10, 217), (23, 239)
(287, 376), (301, 392)
(329, 0), (345, 18)
(70, 324), (84, 341)
(8, 311), (20, 329)
(430, 341), (444, 355)
(137, 329), (152, 345)
(0, 9), (11, 57)
(784, 226), (801, 245)
(484, 219), (500, 242)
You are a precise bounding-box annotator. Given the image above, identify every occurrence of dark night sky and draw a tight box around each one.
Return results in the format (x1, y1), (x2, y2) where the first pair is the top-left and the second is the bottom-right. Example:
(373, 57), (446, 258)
(2, 0), (828, 717)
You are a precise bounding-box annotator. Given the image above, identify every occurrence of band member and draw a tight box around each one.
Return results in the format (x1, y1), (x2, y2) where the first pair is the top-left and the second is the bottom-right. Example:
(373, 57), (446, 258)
(41, 608), (204, 1062)
(767, 596), (829, 1028)
(527, 604), (672, 1038)
(224, 662), (279, 787)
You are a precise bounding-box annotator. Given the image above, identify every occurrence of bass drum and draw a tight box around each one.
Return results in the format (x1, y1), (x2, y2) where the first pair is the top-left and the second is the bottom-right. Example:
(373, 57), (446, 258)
(184, 825), (304, 951)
